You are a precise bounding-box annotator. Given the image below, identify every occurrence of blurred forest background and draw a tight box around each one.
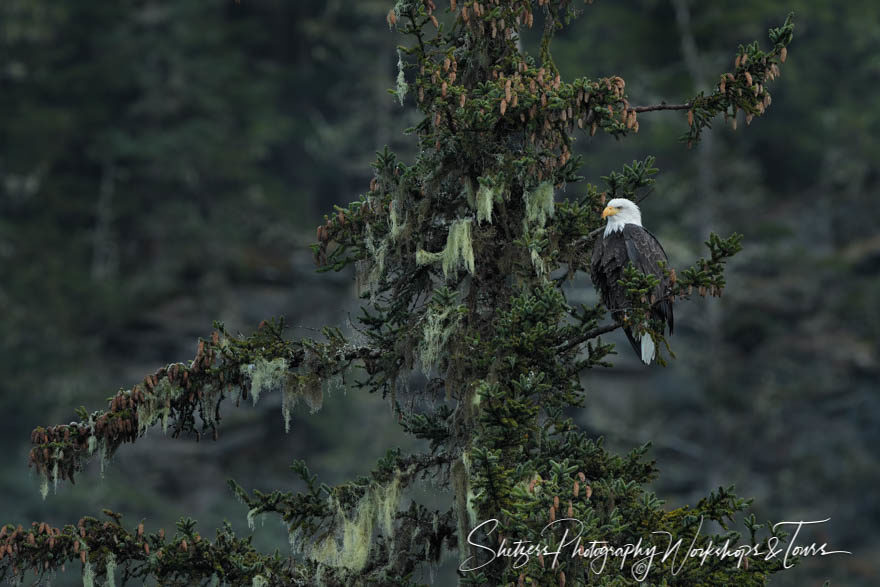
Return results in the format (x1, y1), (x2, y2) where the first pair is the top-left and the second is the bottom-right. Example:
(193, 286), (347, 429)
(1, 1), (877, 585)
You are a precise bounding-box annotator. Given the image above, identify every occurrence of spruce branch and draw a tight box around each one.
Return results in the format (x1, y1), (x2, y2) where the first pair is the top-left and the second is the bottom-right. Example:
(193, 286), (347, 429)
(27, 321), (381, 492)
(0, 513), (300, 586)
(557, 321), (621, 354)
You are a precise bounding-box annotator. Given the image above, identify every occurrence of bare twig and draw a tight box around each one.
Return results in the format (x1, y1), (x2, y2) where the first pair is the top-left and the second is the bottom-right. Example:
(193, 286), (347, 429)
(631, 102), (692, 113)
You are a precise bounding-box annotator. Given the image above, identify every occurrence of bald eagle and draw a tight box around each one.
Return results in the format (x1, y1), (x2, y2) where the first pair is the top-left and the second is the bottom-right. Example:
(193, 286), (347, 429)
(590, 198), (673, 364)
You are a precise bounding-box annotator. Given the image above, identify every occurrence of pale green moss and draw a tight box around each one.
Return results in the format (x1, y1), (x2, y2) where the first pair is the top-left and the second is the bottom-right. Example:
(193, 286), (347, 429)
(39, 470), (48, 500)
(415, 218), (475, 278)
(418, 303), (463, 373)
(524, 181), (555, 227)
(83, 561), (95, 587)
(281, 386), (298, 434)
(50, 446), (64, 494)
(357, 223), (390, 303)
(308, 475), (402, 573)
(443, 219), (474, 276)
(395, 49), (408, 105)
(369, 240), (388, 302)
(252, 576), (268, 587)
(475, 183), (495, 225)
(464, 177), (476, 208)
(201, 384), (223, 427)
(247, 507), (261, 531)
(105, 552), (117, 586)
(288, 526), (304, 554)
(280, 370), (333, 432)
(380, 471), (402, 537)
(461, 452), (478, 527)
(415, 249), (443, 266)
(389, 199), (405, 240)
(530, 247), (547, 276)
(310, 498), (372, 572)
(241, 357), (289, 407)
(87, 434), (98, 456)
(135, 377), (184, 436)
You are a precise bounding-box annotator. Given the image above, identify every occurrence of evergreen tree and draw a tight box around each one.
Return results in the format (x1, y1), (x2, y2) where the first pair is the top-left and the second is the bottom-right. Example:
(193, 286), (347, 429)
(0, 2), (795, 585)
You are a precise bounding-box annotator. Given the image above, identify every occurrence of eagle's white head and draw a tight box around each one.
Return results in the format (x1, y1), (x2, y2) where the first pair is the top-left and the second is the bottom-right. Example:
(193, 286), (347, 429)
(601, 198), (642, 236)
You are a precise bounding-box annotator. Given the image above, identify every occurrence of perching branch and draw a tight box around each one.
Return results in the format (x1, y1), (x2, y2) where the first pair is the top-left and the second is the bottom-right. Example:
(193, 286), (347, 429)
(558, 322), (621, 354)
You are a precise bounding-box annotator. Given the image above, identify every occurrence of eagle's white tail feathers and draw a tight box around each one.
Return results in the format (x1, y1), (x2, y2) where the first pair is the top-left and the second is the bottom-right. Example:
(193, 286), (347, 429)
(639, 330), (656, 365)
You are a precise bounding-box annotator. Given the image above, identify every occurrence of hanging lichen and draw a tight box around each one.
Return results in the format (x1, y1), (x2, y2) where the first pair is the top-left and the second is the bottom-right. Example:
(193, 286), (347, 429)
(135, 377), (184, 436)
(310, 498), (373, 573)
(356, 223), (389, 303)
(461, 452), (478, 528)
(279, 363), (340, 432)
(240, 357), (289, 406)
(418, 302), (464, 373)
(368, 236), (388, 302)
(308, 473), (402, 574)
(415, 218), (474, 278)
(99, 443), (109, 477)
(39, 470), (48, 500)
(288, 525), (304, 555)
(389, 198), (406, 240)
(83, 560), (95, 587)
(395, 49), (408, 106)
(415, 249), (442, 266)
(381, 472), (402, 537)
(252, 575), (268, 587)
(524, 181), (555, 228)
(530, 248), (546, 275)
(527, 227), (549, 276)
(105, 552), (117, 587)
(51, 457), (59, 494)
(444, 219), (474, 276)
(247, 507), (261, 531)
(474, 175), (505, 225)
(476, 183), (495, 225)
(281, 386), (298, 434)
(200, 384), (224, 428)
(464, 177), (476, 208)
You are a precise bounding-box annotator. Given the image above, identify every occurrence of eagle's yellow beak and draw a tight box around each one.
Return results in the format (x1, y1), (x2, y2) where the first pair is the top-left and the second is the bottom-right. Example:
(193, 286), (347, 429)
(601, 206), (618, 219)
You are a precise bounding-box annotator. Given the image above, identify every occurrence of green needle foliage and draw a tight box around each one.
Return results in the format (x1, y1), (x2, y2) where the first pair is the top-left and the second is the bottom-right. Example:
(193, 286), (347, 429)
(1, 1), (797, 585)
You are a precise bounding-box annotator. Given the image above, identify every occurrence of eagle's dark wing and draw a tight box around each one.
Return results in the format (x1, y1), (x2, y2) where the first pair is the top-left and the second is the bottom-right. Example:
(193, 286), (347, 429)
(590, 231), (643, 358)
(591, 230), (630, 316)
(622, 224), (674, 334)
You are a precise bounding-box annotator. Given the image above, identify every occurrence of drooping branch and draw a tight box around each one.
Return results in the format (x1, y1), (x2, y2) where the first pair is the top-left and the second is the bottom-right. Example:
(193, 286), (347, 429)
(28, 319), (381, 493)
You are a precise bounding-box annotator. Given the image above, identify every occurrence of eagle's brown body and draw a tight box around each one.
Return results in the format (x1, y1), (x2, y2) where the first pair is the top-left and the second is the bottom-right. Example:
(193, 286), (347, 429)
(590, 223), (674, 362)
